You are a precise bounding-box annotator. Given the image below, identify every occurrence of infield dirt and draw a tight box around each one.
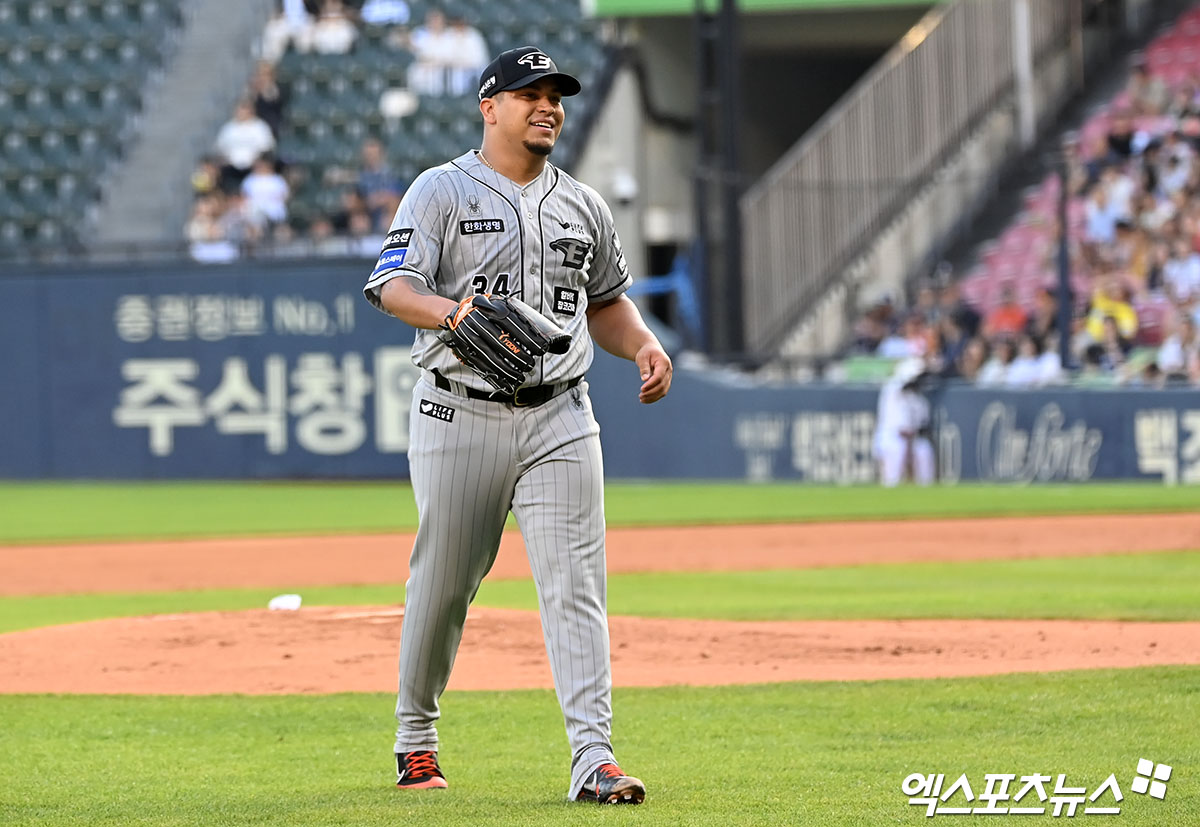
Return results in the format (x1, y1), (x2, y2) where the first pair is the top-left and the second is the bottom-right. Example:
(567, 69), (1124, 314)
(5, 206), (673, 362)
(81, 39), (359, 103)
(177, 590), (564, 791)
(1, 513), (1198, 693)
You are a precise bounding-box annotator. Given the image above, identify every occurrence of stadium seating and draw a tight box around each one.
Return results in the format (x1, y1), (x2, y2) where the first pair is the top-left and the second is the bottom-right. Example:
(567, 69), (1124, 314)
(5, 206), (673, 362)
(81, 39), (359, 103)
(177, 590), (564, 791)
(269, 1), (610, 235)
(0, 0), (185, 253)
(957, 6), (1200, 348)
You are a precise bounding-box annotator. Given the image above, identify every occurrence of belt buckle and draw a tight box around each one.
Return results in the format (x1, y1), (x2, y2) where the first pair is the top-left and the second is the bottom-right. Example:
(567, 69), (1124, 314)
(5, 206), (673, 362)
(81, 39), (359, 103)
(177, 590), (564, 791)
(512, 385), (537, 407)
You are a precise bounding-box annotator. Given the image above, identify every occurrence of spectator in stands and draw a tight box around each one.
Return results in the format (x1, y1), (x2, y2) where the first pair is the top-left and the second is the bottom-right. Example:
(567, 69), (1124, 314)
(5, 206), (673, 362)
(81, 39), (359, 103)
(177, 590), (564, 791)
(1111, 219), (1153, 294)
(190, 155), (222, 198)
(977, 338), (1016, 386)
(1126, 58), (1169, 117)
(1075, 344), (1117, 387)
(1158, 314), (1200, 381)
(851, 298), (894, 354)
(444, 14), (489, 97)
(953, 336), (989, 383)
(260, 0), (314, 63)
(308, 216), (350, 256)
(356, 137), (406, 228)
(241, 155), (290, 229)
(1025, 286), (1060, 342)
(911, 282), (940, 326)
(348, 208), (386, 256)
(932, 315), (968, 376)
(1083, 179), (1121, 249)
(1106, 109), (1141, 159)
(311, 0), (358, 55)
(185, 194), (238, 263)
(330, 189), (370, 234)
(214, 99), (276, 191)
(1005, 333), (1063, 388)
(1162, 236), (1200, 306)
(876, 313), (930, 359)
(1096, 315), (1132, 373)
(360, 0), (409, 25)
(981, 285), (1028, 342)
(408, 9), (456, 96)
(249, 61), (289, 139)
(938, 280), (981, 338)
(219, 191), (263, 250)
(1084, 273), (1139, 343)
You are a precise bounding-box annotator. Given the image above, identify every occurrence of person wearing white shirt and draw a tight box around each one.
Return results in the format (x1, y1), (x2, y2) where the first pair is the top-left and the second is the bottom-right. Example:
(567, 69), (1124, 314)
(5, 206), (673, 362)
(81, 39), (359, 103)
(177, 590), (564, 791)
(214, 100), (276, 179)
(1158, 316), (1199, 377)
(444, 15), (489, 96)
(408, 9), (456, 95)
(241, 157), (290, 227)
(1162, 238), (1200, 305)
(873, 358), (935, 487)
(1005, 334), (1063, 388)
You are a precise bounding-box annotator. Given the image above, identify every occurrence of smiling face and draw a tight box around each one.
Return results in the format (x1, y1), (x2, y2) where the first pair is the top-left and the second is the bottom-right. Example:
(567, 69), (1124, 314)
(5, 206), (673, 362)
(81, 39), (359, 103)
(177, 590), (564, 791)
(484, 78), (564, 157)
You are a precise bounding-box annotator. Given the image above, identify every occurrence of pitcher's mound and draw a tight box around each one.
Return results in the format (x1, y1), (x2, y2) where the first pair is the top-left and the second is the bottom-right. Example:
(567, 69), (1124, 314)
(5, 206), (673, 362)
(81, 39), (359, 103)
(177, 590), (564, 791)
(2, 607), (1198, 694)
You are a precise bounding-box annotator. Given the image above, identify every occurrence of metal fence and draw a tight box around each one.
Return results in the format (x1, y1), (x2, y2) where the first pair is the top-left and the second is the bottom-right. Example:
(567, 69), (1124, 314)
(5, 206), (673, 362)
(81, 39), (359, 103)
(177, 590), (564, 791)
(741, 0), (1074, 359)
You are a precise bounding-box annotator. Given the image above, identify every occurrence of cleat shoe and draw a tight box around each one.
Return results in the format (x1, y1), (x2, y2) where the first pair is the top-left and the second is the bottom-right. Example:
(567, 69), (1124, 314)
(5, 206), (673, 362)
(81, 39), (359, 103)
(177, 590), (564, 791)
(575, 763), (646, 805)
(395, 750), (448, 789)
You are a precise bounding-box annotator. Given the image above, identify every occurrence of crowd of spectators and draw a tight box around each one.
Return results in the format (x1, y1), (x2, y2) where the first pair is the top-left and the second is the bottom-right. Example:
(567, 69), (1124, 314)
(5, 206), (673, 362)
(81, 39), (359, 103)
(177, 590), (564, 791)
(850, 51), (1200, 389)
(185, 0), (489, 261)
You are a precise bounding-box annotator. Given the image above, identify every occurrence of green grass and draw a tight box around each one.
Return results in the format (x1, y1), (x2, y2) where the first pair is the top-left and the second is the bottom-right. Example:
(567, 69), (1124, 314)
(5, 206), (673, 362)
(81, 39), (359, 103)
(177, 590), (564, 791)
(2, 668), (1197, 826)
(0, 481), (1197, 544)
(3, 552), (1197, 634)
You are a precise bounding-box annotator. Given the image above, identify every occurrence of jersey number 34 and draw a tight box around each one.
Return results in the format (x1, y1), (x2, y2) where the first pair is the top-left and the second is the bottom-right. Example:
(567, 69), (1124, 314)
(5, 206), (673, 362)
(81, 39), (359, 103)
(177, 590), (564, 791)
(471, 273), (511, 296)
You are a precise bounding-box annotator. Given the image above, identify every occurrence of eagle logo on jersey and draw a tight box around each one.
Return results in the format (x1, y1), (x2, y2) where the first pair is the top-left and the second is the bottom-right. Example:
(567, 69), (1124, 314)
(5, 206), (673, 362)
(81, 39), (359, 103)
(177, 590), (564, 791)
(517, 52), (553, 71)
(550, 238), (591, 270)
(466, 194), (482, 216)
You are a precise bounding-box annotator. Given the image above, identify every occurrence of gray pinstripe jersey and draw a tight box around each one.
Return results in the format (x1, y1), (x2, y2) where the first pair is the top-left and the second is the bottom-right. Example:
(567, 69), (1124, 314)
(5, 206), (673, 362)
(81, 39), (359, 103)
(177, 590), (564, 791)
(363, 150), (632, 390)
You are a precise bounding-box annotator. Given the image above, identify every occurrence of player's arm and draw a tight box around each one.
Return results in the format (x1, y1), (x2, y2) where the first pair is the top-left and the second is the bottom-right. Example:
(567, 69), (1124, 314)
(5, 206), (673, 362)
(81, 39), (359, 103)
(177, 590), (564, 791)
(379, 277), (459, 330)
(587, 295), (672, 404)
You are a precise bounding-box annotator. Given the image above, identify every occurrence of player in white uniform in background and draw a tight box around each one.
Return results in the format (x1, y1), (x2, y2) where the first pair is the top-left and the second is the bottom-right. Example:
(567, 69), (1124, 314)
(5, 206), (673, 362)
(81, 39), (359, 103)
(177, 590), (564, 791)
(873, 357), (935, 487)
(362, 46), (672, 804)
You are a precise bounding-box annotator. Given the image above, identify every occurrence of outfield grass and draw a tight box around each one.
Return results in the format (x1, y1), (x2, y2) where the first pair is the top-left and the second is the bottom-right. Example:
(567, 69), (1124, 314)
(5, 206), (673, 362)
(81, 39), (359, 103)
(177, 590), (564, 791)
(0, 481), (1196, 543)
(2, 668), (1196, 826)
(2, 552), (1197, 634)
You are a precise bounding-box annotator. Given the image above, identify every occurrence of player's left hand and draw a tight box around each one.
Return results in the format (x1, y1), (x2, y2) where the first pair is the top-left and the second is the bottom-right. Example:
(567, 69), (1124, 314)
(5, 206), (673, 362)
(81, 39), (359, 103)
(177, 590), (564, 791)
(635, 344), (672, 404)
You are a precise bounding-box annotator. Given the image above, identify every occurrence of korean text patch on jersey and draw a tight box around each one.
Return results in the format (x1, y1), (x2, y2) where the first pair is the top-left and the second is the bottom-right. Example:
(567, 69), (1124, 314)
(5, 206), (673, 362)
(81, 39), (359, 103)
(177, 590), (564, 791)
(371, 248), (409, 279)
(383, 228), (415, 251)
(553, 287), (579, 316)
(459, 219), (505, 235)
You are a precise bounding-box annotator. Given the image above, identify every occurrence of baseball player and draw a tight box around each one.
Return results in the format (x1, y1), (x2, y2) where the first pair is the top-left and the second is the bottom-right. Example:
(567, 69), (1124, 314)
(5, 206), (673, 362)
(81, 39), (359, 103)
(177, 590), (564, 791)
(872, 357), (935, 486)
(362, 45), (672, 805)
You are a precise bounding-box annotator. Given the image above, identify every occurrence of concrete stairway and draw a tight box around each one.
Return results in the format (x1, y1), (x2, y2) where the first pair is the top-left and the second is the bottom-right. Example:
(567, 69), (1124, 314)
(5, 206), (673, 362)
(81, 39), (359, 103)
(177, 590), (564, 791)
(95, 0), (274, 246)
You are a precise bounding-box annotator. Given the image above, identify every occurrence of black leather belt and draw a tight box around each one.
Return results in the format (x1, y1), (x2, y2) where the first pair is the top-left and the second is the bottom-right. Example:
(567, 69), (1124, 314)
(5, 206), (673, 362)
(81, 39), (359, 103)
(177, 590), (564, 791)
(431, 370), (582, 408)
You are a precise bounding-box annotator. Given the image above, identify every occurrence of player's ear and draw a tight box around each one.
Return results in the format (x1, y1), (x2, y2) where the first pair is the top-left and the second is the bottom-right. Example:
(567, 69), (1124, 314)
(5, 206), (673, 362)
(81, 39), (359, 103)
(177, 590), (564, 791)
(480, 97), (498, 125)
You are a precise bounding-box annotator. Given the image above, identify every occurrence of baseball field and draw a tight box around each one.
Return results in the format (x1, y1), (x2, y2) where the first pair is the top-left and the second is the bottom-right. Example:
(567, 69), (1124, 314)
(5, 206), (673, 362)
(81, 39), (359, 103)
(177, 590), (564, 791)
(2, 481), (1198, 825)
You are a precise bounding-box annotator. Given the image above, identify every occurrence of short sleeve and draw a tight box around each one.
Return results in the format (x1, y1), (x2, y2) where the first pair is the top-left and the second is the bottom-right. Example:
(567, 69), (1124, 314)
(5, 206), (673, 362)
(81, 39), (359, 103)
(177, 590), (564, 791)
(363, 169), (449, 312)
(580, 184), (632, 302)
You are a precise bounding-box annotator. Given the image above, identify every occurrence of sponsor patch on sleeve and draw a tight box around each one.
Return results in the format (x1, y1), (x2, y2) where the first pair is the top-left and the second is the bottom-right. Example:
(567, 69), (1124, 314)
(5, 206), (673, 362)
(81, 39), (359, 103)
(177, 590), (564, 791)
(553, 286), (579, 316)
(382, 227), (414, 251)
(459, 219), (505, 235)
(370, 247), (409, 279)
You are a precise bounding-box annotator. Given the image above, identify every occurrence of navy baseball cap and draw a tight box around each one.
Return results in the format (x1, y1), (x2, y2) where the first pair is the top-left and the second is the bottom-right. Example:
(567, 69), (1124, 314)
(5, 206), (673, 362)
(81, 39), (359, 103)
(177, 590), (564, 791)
(478, 46), (581, 101)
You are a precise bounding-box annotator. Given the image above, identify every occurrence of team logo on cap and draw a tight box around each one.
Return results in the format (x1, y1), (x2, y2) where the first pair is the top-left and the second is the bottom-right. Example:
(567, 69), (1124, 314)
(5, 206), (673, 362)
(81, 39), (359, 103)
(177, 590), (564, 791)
(517, 52), (553, 71)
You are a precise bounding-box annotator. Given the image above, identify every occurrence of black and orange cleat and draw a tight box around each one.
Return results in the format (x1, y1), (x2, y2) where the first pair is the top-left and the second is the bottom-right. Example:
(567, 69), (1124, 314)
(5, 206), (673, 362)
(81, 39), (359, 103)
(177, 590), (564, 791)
(575, 763), (646, 805)
(395, 750), (448, 789)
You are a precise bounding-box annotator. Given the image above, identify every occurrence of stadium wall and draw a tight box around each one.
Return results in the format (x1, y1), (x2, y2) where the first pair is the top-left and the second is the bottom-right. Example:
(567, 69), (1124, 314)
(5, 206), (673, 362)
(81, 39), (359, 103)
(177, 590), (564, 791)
(2, 265), (1196, 483)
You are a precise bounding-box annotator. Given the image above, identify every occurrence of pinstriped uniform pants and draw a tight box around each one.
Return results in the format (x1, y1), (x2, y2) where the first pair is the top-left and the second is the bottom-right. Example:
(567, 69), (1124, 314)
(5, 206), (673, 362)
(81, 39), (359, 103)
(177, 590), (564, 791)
(395, 374), (617, 799)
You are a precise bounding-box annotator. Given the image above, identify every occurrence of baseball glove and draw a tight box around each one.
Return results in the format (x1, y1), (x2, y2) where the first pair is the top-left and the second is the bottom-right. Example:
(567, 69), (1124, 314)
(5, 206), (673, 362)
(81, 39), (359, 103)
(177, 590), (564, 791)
(438, 294), (571, 395)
